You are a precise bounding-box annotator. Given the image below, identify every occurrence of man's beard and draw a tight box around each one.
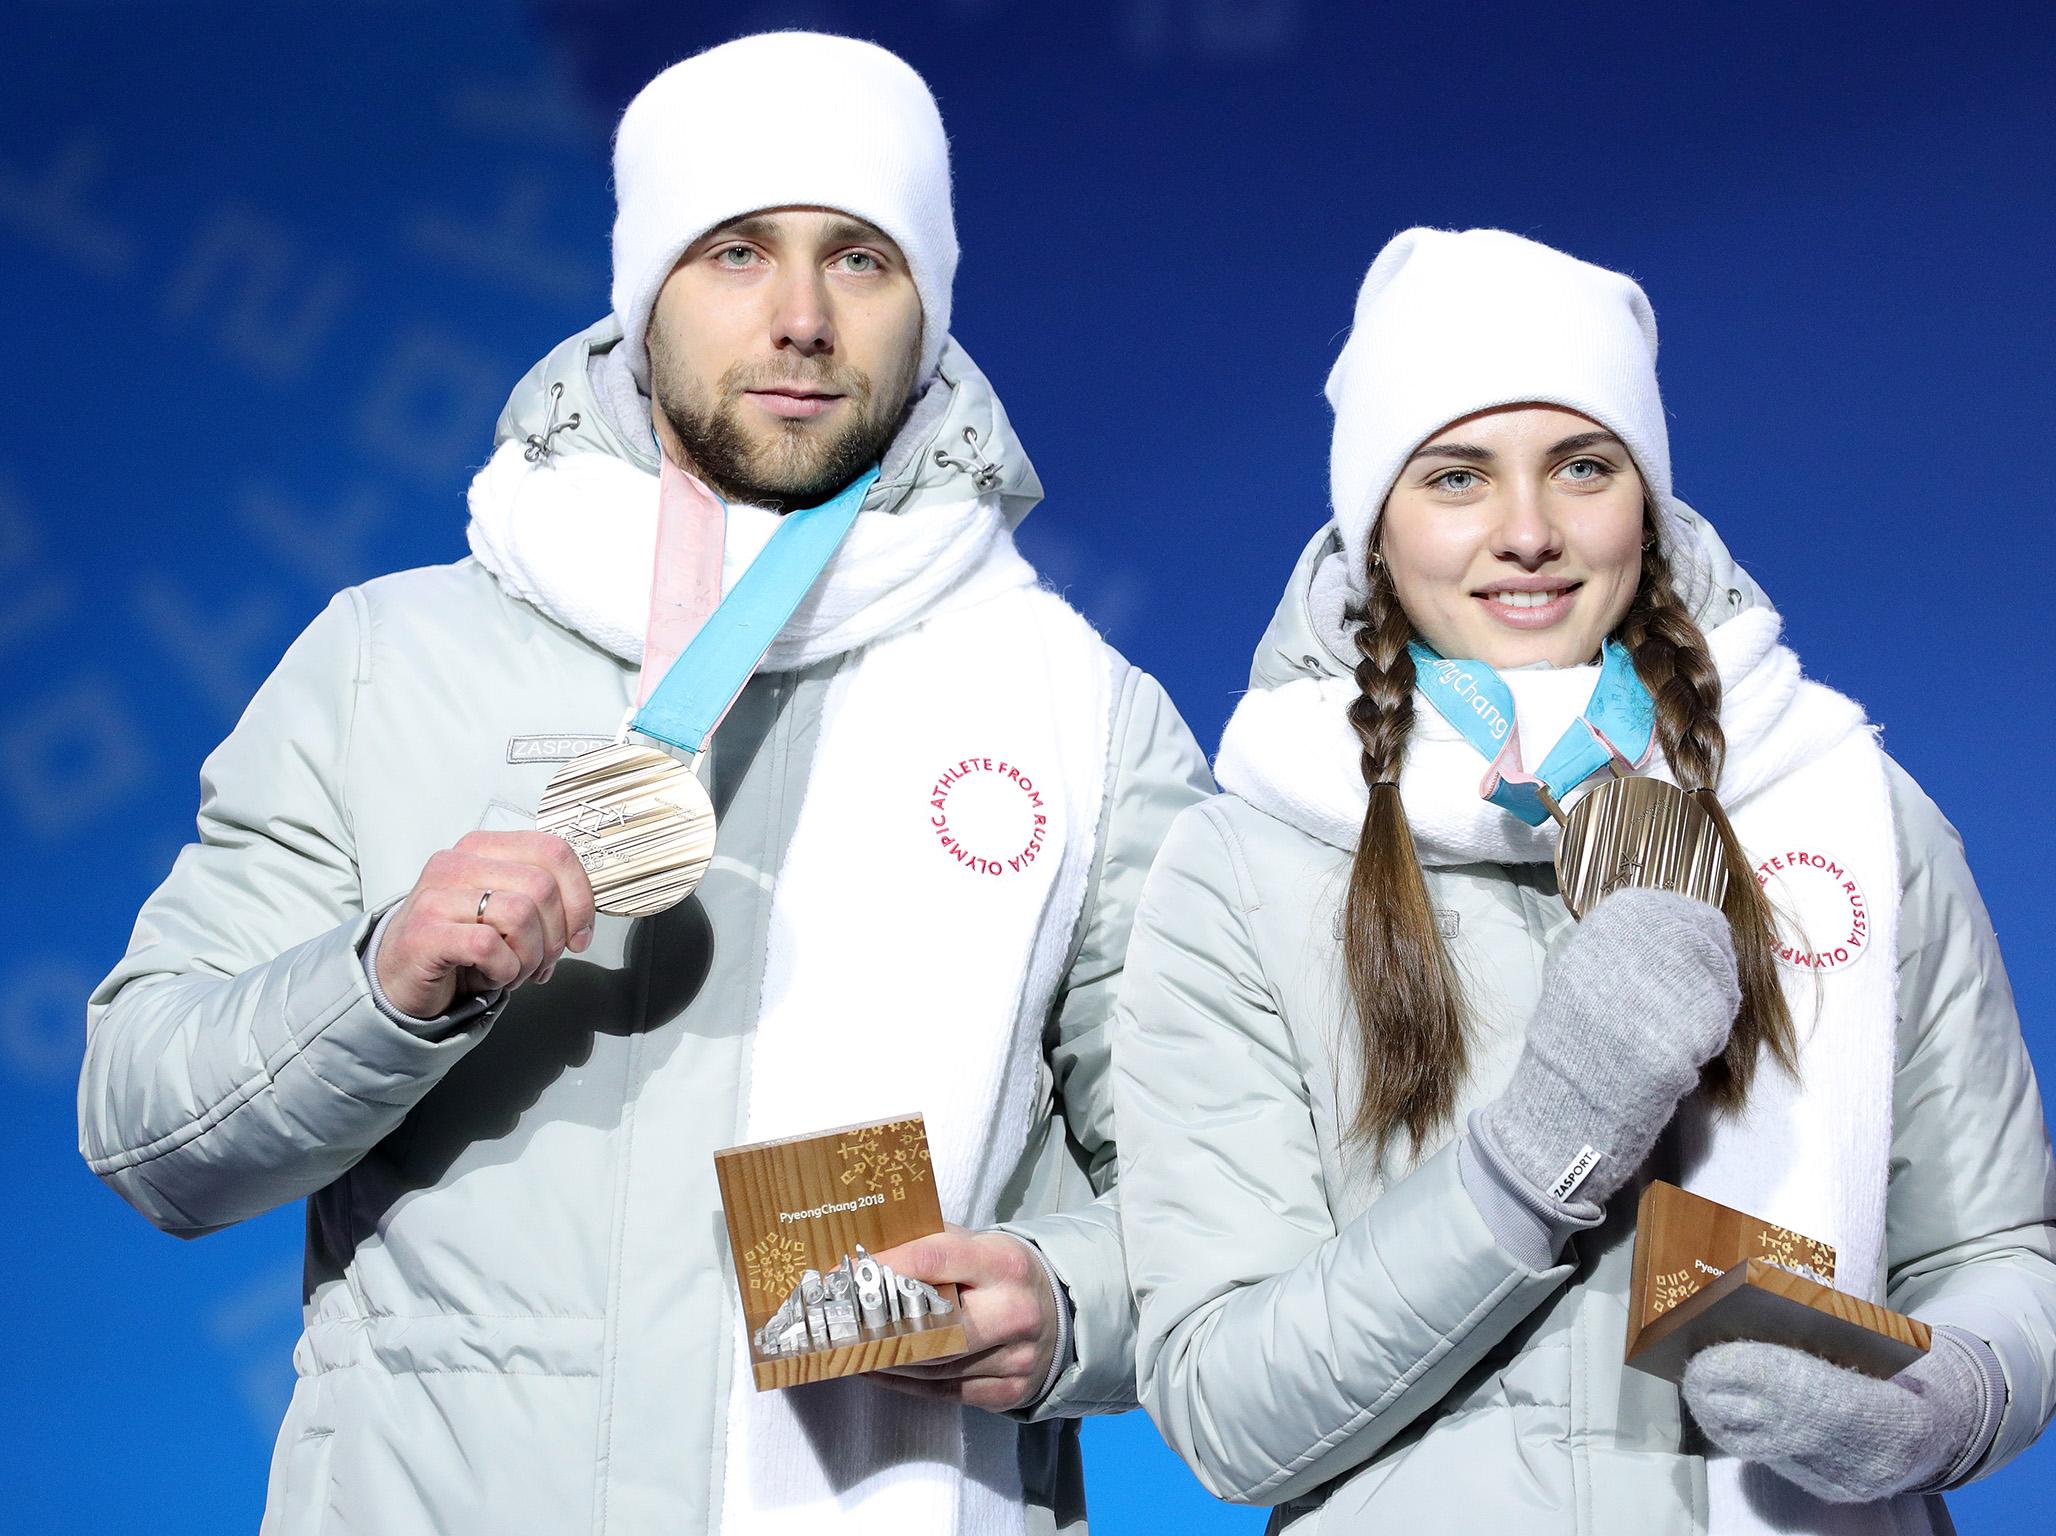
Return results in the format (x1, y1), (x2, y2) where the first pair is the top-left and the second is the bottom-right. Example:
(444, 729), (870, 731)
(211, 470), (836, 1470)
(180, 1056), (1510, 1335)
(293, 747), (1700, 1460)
(650, 345), (913, 513)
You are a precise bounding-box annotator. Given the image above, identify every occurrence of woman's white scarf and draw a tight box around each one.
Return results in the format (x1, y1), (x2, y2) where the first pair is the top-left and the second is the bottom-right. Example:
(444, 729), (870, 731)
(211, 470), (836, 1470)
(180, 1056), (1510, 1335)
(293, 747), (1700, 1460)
(1217, 605), (1907, 1535)
(467, 439), (1114, 1536)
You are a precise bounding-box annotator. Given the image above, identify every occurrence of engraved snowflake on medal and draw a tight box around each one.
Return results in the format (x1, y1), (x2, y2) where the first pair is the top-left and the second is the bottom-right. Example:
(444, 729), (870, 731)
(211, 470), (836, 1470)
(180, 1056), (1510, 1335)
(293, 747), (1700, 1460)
(536, 740), (716, 916)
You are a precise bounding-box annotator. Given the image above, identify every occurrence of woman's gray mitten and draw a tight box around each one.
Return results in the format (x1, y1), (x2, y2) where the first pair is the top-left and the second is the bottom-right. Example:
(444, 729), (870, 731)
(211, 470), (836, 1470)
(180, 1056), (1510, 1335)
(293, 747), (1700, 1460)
(1682, 1331), (1992, 1501)
(1476, 888), (1740, 1209)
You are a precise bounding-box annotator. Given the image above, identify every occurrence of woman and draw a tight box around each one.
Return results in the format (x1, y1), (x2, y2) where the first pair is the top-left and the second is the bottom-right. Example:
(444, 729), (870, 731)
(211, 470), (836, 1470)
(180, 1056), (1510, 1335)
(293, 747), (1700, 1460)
(1112, 228), (2056, 1533)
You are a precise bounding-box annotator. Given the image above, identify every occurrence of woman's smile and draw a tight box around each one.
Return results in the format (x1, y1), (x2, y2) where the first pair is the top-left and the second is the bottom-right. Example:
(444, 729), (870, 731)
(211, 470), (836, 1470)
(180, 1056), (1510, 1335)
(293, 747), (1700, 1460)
(1472, 577), (1585, 630)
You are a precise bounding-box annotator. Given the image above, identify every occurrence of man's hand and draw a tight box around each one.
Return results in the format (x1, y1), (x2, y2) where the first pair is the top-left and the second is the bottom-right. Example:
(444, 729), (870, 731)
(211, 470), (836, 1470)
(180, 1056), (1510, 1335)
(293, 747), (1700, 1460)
(374, 831), (597, 1018)
(871, 1224), (1060, 1413)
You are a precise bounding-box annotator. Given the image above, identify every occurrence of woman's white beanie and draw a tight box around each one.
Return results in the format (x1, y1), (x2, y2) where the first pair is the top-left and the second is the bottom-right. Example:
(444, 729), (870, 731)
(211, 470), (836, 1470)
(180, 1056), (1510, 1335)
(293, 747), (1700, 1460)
(1325, 227), (1702, 602)
(610, 32), (958, 389)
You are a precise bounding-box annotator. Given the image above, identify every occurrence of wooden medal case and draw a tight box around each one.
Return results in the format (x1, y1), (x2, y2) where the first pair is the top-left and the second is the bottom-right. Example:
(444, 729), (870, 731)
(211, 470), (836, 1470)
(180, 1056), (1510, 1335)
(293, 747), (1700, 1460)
(715, 1113), (969, 1391)
(1625, 1180), (1928, 1384)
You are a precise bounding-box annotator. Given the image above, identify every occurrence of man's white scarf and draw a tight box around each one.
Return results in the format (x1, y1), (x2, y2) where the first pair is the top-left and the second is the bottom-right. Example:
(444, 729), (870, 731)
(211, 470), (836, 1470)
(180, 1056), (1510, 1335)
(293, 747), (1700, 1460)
(467, 439), (1114, 1536)
(1217, 605), (1908, 1534)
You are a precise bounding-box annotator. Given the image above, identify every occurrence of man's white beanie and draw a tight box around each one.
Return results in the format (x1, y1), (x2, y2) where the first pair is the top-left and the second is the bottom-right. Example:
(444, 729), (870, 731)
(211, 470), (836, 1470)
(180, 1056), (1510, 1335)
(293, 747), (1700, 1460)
(1326, 227), (1700, 600)
(610, 31), (958, 389)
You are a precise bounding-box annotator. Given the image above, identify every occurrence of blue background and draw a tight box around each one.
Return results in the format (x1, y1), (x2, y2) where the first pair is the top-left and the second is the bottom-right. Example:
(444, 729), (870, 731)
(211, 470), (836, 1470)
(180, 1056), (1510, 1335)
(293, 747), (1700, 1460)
(4, 1), (2051, 1529)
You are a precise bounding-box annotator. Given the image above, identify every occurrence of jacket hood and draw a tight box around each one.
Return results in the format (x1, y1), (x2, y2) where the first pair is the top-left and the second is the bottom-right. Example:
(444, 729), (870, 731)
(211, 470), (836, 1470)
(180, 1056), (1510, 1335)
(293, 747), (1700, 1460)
(1247, 502), (1773, 692)
(489, 315), (1045, 525)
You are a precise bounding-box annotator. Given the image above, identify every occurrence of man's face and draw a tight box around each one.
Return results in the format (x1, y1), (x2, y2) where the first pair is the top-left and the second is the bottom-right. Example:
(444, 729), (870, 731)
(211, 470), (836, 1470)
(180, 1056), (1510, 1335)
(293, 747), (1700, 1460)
(645, 207), (924, 510)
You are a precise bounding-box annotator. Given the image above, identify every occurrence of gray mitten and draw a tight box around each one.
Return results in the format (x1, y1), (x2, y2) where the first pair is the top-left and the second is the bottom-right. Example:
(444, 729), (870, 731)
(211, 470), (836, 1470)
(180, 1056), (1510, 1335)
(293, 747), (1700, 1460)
(1476, 887), (1739, 1210)
(1682, 1331), (1994, 1501)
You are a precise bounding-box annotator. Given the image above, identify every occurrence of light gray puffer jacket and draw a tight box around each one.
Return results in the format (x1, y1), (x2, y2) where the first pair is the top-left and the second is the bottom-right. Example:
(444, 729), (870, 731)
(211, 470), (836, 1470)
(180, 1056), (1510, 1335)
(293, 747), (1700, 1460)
(1113, 517), (2056, 1533)
(79, 319), (1213, 1536)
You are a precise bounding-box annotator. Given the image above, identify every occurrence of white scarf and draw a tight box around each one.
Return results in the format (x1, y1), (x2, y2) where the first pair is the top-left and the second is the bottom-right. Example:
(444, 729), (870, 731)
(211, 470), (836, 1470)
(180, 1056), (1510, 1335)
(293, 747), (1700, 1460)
(466, 439), (1114, 1536)
(466, 438), (1036, 667)
(1216, 605), (1907, 1535)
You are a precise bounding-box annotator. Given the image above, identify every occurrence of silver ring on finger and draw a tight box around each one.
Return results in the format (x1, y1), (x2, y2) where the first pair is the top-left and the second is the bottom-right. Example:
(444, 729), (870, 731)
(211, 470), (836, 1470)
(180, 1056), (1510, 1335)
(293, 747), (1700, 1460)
(475, 889), (493, 922)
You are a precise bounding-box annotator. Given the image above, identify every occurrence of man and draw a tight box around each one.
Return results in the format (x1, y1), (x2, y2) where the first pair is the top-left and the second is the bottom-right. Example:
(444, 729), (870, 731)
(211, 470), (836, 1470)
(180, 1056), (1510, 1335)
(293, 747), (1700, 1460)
(80, 32), (1209, 1536)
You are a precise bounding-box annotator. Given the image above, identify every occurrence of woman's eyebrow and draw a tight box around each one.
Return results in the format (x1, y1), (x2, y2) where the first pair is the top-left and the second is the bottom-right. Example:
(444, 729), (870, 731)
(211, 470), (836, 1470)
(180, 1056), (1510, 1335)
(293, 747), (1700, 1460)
(1407, 441), (1493, 464)
(1546, 431), (1624, 456)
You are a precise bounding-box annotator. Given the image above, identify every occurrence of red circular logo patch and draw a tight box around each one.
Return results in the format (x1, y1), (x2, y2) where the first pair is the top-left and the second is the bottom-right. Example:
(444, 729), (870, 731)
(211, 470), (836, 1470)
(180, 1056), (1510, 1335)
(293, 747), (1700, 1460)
(927, 757), (1049, 878)
(1754, 848), (1871, 973)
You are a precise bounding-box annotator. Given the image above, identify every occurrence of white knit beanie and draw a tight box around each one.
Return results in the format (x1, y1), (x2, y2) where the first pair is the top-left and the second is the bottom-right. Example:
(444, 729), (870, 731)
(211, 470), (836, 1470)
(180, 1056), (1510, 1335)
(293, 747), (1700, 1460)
(1326, 228), (1702, 603)
(610, 32), (958, 390)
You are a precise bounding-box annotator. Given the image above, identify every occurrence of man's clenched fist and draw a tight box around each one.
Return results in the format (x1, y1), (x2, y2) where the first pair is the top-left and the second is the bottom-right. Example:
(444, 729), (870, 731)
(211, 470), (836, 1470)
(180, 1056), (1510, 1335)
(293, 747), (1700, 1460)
(374, 831), (597, 1018)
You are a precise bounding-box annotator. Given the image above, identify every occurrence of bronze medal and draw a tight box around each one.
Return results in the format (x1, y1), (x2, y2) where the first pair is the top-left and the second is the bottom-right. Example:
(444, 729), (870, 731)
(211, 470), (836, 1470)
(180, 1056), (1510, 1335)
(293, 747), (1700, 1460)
(538, 742), (716, 916)
(1555, 775), (1729, 920)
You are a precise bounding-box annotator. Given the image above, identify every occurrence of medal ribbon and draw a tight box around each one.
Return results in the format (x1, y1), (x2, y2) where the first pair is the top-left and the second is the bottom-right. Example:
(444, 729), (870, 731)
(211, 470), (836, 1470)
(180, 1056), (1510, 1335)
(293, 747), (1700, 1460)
(1407, 637), (1656, 826)
(636, 454), (728, 708)
(630, 465), (880, 758)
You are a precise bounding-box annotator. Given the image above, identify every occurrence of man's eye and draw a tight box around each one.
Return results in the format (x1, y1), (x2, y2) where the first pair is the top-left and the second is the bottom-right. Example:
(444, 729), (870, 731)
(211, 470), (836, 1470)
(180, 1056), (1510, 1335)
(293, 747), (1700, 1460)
(839, 251), (878, 273)
(717, 245), (755, 267)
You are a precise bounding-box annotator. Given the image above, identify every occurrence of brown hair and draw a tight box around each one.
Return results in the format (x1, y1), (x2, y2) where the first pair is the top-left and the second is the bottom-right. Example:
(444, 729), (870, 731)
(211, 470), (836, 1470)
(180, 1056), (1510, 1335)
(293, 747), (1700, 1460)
(1340, 512), (1796, 1154)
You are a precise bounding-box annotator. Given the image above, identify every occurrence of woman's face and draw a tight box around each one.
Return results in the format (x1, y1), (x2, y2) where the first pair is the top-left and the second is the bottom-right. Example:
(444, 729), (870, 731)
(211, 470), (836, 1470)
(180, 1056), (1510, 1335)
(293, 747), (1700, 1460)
(1377, 404), (1646, 668)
